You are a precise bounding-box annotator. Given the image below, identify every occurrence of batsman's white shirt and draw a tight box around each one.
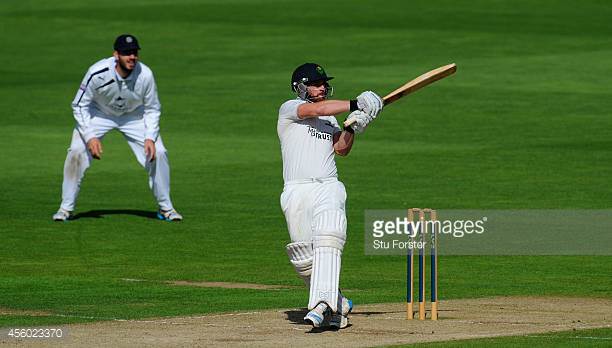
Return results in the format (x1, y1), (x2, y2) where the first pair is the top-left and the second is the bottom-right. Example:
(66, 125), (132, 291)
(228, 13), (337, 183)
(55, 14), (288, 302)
(72, 57), (161, 142)
(278, 99), (346, 243)
(277, 99), (342, 183)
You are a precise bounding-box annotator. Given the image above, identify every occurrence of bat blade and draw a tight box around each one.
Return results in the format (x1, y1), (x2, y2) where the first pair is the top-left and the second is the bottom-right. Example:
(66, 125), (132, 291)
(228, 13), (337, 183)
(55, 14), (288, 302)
(344, 63), (456, 127)
(383, 63), (456, 106)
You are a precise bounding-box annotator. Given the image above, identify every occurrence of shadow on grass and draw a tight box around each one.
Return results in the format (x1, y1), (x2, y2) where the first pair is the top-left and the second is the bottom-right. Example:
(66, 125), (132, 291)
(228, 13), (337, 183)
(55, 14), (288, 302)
(71, 209), (158, 220)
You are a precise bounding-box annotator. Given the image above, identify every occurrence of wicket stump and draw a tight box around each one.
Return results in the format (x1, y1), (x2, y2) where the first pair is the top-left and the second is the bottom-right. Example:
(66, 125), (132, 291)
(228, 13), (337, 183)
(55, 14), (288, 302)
(406, 208), (438, 320)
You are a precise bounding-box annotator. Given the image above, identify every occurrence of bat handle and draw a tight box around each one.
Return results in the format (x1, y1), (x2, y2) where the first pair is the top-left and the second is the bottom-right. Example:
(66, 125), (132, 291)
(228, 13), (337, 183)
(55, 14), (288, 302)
(343, 97), (389, 128)
(343, 117), (357, 128)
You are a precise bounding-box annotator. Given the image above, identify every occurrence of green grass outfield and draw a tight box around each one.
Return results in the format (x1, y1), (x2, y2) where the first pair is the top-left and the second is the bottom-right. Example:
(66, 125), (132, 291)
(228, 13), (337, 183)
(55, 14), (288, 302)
(398, 328), (612, 347)
(0, 0), (611, 342)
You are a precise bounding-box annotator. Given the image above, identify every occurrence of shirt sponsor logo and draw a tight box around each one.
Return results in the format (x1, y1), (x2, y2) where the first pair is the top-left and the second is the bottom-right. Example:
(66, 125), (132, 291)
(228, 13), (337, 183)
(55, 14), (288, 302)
(307, 126), (332, 141)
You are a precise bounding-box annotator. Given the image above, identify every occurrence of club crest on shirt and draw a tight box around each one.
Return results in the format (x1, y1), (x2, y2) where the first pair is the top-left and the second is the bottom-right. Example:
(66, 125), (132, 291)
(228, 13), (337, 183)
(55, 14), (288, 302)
(110, 96), (126, 111)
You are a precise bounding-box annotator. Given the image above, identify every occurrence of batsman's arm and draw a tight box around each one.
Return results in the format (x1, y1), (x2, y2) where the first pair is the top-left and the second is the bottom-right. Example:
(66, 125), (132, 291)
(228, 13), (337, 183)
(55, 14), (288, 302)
(297, 100), (356, 119)
(333, 129), (354, 156)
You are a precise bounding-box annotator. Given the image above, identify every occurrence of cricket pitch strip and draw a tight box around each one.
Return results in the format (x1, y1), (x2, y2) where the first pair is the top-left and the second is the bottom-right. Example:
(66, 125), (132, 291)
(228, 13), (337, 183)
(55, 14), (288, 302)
(3, 297), (610, 347)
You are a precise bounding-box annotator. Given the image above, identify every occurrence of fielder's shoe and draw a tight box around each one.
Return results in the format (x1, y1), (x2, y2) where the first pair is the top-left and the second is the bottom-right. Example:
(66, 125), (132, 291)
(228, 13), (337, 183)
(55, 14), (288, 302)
(330, 294), (353, 330)
(157, 209), (183, 221)
(304, 302), (329, 328)
(52, 209), (72, 221)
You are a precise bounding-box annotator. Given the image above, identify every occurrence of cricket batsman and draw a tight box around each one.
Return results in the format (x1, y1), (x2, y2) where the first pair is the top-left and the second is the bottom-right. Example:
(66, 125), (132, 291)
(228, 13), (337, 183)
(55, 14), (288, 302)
(52, 34), (182, 221)
(278, 63), (382, 329)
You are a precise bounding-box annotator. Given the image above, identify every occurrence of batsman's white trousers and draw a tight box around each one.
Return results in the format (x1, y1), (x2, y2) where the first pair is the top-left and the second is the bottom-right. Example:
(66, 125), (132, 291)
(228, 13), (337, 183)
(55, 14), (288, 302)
(280, 177), (347, 244)
(281, 177), (347, 311)
(59, 114), (174, 211)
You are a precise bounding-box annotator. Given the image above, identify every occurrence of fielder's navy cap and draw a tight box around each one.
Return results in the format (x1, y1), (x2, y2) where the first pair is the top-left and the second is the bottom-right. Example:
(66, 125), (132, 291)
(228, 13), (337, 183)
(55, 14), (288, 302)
(114, 34), (140, 51)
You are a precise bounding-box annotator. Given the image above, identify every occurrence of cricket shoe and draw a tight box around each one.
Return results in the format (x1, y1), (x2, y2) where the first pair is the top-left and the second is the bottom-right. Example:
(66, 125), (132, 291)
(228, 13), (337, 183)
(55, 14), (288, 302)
(330, 294), (353, 330)
(157, 209), (183, 221)
(52, 209), (72, 221)
(304, 302), (329, 328)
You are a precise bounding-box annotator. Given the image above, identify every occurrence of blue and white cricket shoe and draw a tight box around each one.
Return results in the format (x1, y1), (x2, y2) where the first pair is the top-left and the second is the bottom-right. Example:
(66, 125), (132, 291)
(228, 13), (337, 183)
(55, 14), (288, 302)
(157, 209), (183, 221)
(330, 294), (353, 330)
(304, 302), (329, 328)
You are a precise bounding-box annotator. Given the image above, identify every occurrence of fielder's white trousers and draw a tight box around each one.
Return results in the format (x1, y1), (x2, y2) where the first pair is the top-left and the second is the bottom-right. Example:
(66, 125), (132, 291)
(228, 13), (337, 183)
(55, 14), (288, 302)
(59, 114), (174, 211)
(280, 177), (347, 245)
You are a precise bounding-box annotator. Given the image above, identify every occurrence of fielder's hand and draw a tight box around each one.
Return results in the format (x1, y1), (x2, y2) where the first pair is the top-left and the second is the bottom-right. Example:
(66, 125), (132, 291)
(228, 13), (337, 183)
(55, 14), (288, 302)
(357, 91), (383, 119)
(347, 110), (372, 134)
(144, 139), (156, 162)
(87, 138), (103, 160)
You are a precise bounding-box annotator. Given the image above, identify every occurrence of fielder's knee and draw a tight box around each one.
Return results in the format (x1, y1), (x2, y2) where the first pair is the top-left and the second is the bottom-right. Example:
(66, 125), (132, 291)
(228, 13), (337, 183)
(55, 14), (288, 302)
(64, 147), (90, 181)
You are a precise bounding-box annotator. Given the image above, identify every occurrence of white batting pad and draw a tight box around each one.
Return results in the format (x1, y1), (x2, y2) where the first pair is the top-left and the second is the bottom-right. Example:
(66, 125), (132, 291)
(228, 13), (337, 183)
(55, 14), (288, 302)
(308, 246), (342, 312)
(286, 241), (313, 286)
(308, 210), (347, 312)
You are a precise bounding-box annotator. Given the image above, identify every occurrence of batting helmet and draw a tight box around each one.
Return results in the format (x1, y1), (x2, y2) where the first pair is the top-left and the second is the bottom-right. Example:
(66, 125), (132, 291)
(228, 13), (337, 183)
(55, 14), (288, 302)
(291, 63), (334, 101)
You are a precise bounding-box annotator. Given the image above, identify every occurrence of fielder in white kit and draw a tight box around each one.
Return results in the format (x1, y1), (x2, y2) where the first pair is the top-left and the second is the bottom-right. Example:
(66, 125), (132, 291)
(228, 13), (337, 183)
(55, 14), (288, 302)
(278, 63), (382, 329)
(52, 34), (182, 222)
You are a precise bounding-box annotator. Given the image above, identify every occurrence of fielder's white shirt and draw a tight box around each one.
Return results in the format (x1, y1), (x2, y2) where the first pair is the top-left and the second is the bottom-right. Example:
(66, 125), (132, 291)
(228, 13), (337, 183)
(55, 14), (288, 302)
(278, 99), (342, 183)
(71, 57), (161, 142)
